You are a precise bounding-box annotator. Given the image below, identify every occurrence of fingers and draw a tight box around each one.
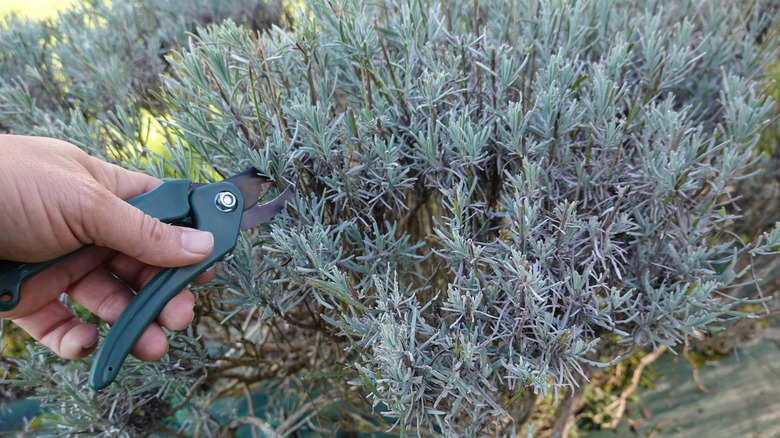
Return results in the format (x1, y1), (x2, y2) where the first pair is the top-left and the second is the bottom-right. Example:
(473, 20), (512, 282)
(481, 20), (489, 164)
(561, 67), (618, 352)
(10, 250), (208, 362)
(104, 253), (209, 329)
(66, 266), (195, 361)
(156, 290), (196, 330)
(106, 252), (216, 288)
(68, 268), (166, 360)
(2, 246), (115, 320)
(13, 300), (98, 359)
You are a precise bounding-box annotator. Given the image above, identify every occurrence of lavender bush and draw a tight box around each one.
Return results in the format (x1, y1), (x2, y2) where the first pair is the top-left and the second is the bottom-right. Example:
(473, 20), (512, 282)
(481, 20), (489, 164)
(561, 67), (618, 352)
(2, 0), (779, 435)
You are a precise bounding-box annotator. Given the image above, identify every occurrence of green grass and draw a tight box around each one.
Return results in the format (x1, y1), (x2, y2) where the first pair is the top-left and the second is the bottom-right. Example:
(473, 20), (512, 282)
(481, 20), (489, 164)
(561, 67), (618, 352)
(0, 0), (77, 19)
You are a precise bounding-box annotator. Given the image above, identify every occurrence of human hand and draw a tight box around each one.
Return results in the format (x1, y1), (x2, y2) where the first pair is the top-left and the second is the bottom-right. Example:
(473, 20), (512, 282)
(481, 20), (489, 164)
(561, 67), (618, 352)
(0, 135), (215, 360)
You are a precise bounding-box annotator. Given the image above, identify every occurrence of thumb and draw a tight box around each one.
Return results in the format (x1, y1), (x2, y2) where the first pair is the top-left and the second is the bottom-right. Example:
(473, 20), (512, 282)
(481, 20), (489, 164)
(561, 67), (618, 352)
(85, 189), (214, 267)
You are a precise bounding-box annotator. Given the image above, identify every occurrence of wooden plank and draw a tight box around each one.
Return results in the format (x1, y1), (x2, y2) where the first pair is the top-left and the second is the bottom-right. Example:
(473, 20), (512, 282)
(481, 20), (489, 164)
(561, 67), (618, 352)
(584, 339), (780, 436)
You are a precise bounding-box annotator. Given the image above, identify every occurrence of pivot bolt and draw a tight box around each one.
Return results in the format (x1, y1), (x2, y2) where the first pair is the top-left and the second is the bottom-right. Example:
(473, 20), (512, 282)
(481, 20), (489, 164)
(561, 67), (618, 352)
(215, 191), (237, 212)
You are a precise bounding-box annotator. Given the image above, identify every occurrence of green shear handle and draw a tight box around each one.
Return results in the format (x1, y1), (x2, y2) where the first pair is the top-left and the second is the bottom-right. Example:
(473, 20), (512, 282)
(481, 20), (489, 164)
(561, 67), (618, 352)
(90, 181), (244, 390)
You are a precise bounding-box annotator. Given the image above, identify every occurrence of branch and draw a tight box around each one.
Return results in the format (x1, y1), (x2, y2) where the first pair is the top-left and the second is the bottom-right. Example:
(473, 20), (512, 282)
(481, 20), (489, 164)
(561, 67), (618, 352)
(596, 346), (668, 430)
(225, 417), (281, 438)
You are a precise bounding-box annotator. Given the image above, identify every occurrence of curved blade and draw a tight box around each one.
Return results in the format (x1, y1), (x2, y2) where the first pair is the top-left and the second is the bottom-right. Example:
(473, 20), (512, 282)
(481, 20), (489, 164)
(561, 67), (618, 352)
(240, 184), (295, 230)
(191, 169), (273, 209)
(224, 169), (274, 210)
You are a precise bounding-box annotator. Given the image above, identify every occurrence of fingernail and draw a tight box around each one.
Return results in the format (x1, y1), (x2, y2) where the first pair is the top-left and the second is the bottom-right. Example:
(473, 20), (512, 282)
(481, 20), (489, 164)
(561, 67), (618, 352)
(181, 229), (214, 254)
(82, 338), (98, 353)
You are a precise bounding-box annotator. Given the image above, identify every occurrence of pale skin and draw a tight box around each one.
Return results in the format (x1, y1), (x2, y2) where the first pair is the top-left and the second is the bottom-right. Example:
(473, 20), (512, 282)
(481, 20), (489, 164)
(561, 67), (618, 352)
(0, 135), (215, 361)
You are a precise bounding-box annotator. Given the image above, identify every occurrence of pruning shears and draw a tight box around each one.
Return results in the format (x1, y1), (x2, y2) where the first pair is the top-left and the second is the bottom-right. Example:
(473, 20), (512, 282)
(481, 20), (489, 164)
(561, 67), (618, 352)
(0, 169), (294, 390)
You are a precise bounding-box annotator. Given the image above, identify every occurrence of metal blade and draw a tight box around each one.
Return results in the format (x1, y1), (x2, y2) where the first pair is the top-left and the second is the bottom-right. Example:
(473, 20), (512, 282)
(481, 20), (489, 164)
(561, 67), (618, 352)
(224, 169), (273, 210)
(239, 184), (295, 230)
(189, 169), (273, 210)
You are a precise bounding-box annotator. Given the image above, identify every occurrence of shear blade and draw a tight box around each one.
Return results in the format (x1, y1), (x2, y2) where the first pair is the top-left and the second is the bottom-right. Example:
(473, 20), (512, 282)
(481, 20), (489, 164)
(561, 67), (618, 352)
(224, 169), (274, 208)
(240, 184), (295, 230)
(190, 169), (273, 207)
